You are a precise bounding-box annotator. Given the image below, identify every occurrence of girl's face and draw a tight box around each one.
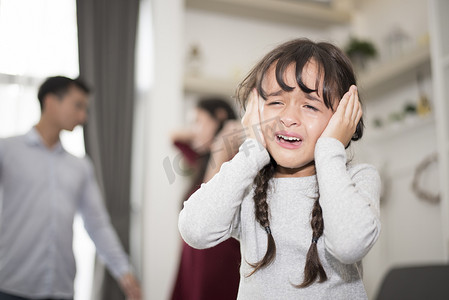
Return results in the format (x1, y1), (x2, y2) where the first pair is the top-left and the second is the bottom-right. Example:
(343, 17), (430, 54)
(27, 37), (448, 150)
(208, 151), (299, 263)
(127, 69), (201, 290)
(260, 60), (335, 177)
(192, 107), (219, 154)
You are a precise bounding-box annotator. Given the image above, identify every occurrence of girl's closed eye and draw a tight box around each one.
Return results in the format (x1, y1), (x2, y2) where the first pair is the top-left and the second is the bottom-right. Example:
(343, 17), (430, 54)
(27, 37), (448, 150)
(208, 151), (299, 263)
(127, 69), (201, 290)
(304, 104), (319, 112)
(267, 100), (283, 106)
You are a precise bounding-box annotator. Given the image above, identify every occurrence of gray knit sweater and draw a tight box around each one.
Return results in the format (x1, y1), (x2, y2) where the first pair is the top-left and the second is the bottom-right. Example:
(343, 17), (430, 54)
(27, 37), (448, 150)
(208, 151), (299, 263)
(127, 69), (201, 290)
(179, 137), (381, 299)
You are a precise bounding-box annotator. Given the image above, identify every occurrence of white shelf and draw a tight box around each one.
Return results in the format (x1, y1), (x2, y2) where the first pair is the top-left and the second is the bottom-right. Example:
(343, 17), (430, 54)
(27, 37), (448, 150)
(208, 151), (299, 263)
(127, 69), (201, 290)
(184, 47), (432, 99)
(183, 75), (239, 97)
(358, 46), (431, 98)
(185, 0), (351, 27)
(365, 115), (435, 143)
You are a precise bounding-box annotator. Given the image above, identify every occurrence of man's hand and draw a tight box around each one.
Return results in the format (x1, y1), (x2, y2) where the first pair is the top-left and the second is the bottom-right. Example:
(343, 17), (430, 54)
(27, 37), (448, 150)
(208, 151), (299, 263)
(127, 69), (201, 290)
(119, 272), (142, 300)
(321, 85), (362, 147)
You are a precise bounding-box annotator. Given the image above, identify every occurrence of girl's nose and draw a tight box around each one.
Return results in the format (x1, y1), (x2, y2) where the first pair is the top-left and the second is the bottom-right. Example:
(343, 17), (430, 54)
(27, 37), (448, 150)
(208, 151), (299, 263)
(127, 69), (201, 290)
(280, 108), (300, 127)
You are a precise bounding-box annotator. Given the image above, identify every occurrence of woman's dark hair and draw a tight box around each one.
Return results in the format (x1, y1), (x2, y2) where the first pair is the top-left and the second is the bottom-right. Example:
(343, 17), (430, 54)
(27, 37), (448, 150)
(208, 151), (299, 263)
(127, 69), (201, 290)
(37, 76), (90, 111)
(190, 97), (237, 193)
(197, 97), (237, 135)
(235, 38), (364, 287)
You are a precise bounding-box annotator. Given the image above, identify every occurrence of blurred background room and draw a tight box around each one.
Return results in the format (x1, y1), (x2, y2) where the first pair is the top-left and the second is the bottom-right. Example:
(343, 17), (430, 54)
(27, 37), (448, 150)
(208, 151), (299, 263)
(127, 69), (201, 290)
(0, 0), (448, 299)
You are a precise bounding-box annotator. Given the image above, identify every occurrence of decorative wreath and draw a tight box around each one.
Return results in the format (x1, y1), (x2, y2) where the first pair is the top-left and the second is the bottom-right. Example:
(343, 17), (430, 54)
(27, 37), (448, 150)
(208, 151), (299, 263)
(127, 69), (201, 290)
(411, 152), (440, 204)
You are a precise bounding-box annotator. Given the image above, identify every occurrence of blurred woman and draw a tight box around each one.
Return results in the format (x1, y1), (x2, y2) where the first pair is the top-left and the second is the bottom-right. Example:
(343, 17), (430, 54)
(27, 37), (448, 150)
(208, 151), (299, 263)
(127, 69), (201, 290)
(171, 97), (242, 300)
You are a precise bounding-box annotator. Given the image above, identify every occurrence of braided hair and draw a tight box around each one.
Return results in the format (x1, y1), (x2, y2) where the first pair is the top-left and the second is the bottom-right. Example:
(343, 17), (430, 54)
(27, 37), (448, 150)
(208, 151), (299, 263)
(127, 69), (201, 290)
(246, 157), (277, 276)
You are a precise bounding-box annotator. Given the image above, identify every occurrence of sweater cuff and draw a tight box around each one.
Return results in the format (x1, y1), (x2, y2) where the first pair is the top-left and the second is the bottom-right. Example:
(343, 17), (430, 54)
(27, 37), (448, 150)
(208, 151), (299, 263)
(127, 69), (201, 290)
(314, 137), (346, 163)
(110, 261), (132, 280)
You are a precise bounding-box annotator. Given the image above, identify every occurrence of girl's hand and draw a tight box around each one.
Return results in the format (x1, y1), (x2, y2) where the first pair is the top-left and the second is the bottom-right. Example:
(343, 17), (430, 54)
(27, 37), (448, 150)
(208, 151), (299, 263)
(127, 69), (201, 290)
(321, 85), (362, 146)
(241, 89), (266, 147)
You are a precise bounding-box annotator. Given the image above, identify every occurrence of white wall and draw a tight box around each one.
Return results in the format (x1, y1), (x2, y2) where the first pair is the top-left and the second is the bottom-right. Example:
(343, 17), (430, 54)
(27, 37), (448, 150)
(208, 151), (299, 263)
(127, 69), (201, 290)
(358, 77), (441, 298)
(140, 0), (186, 299)
(184, 9), (334, 82)
(352, 0), (429, 62)
(352, 0), (443, 298)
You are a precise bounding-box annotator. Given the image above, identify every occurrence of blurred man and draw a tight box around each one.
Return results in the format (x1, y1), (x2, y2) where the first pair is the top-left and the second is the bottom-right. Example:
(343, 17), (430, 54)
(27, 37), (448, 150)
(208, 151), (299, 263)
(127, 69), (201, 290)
(0, 76), (141, 300)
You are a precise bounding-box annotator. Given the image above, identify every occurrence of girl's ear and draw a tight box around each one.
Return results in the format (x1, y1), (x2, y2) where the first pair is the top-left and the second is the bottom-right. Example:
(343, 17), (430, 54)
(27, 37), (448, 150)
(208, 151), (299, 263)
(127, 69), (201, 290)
(214, 108), (228, 122)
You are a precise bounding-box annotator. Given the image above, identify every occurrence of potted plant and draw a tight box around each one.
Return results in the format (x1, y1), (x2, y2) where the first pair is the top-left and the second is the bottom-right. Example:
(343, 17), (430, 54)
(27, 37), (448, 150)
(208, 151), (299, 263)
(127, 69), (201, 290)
(344, 37), (377, 70)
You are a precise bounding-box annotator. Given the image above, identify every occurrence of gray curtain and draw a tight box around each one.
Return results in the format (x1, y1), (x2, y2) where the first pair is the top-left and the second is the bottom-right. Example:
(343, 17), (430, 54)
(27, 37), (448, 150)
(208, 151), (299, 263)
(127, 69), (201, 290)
(76, 1), (140, 299)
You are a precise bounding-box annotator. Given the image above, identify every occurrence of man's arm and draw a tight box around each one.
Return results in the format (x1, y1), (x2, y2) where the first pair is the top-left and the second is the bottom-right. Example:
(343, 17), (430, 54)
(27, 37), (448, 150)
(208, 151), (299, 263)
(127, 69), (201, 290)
(79, 157), (142, 299)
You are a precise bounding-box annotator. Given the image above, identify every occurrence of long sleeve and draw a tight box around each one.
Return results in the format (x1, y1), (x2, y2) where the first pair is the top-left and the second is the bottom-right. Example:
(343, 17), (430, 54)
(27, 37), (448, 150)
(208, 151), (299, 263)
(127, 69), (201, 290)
(174, 140), (198, 166)
(315, 137), (381, 264)
(79, 157), (130, 279)
(179, 139), (270, 249)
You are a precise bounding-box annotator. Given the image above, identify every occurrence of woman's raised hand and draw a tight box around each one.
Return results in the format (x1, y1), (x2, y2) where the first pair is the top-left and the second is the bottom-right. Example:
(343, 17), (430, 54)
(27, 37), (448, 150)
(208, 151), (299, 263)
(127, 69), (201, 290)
(321, 85), (362, 147)
(241, 89), (266, 147)
(210, 120), (243, 159)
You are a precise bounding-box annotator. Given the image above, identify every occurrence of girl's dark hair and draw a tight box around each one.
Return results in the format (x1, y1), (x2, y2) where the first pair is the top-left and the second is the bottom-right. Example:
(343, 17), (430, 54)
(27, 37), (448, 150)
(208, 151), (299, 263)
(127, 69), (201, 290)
(236, 38), (363, 287)
(37, 76), (90, 111)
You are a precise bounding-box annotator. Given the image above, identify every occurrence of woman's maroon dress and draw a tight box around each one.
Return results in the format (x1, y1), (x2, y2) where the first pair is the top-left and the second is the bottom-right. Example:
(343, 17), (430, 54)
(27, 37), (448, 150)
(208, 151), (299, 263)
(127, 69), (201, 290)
(171, 142), (241, 300)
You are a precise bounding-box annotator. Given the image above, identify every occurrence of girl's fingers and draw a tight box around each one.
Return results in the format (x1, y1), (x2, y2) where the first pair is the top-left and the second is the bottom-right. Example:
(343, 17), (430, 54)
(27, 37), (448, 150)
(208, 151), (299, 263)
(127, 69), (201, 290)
(352, 101), (362, 125)
(258, 92), (264, 115)
(242, 89), (257, 126)
(350, 87), (360, 121)
(241, 88), (266, 146)
(351, 88), (363, 131)
(344, 86), (357, 120)
(247, 92), (254, 112)
(249, 89), (259, 115)
(356, 107), (363, 124)
(344, 93), (354, 120)
(337, 90), (351, 115)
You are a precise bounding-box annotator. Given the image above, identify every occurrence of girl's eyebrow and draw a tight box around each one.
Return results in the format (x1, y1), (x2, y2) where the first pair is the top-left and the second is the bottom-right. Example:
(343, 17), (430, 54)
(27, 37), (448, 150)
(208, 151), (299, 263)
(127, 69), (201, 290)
(305, 93), (322, 103)
(266, 90), (283, 97)
(266, 88), (323, 102)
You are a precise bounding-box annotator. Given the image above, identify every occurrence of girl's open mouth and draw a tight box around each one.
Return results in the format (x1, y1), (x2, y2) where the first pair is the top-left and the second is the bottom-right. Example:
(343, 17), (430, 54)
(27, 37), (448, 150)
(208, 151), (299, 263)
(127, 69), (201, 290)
(275, 133), (303, 149)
